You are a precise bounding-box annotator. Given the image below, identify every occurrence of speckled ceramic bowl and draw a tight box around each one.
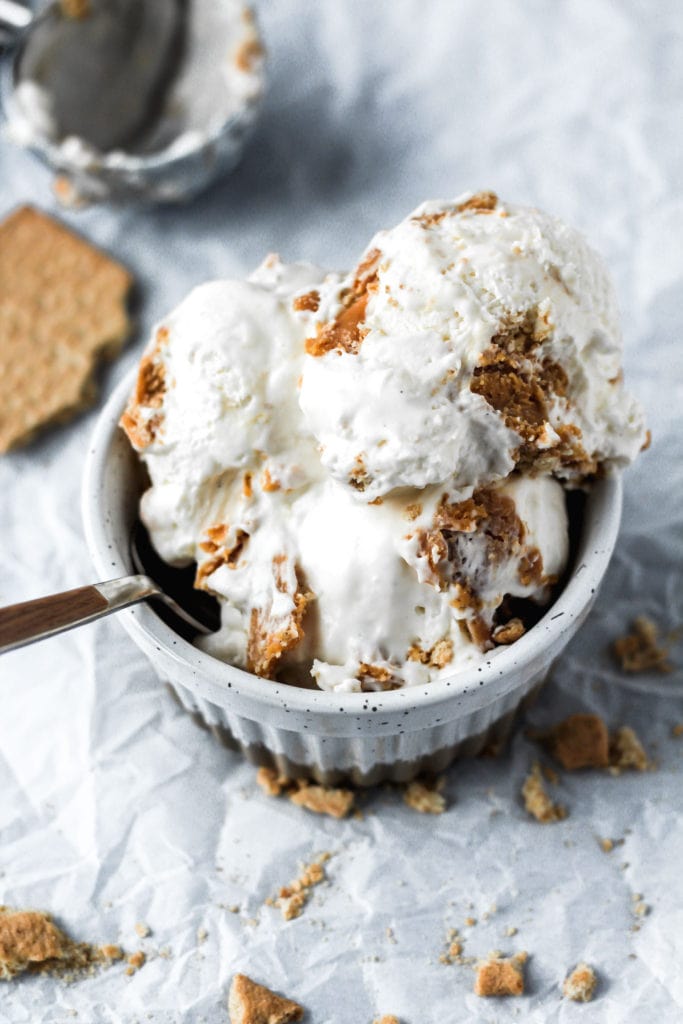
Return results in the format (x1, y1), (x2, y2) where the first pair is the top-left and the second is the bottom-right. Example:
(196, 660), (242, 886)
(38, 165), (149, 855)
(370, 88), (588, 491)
(82, 371), (623, 785)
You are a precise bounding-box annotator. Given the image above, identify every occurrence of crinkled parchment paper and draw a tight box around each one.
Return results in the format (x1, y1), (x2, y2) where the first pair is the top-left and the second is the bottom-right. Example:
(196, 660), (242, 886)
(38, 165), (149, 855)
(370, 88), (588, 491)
(0, 1), (682, 1020)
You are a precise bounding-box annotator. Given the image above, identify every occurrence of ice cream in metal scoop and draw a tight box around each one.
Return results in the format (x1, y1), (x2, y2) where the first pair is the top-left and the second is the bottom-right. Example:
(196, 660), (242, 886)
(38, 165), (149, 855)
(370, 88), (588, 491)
(1, 0), (265, 202)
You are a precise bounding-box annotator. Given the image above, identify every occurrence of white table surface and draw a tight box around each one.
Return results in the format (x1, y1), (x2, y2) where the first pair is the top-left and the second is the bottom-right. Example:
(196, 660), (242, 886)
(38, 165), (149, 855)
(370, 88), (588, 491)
(1, 1), (682, 1021)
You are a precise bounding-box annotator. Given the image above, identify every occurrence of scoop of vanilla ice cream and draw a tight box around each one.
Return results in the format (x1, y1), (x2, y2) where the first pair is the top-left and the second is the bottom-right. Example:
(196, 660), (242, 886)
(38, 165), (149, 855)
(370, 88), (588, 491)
(296, 191), (646, 502)
(122, 257), (324, 564)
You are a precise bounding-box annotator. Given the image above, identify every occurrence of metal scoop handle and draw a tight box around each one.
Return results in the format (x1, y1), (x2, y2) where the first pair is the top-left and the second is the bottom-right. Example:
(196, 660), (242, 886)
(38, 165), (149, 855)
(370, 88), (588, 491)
(0, 575), (210, 655)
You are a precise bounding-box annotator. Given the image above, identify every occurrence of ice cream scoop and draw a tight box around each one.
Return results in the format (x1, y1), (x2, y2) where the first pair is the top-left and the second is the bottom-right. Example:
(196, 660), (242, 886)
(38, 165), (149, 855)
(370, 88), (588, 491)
(2, 0), (265, 202)
(14, 0), (187, 153)
(296, 191), (645, 502)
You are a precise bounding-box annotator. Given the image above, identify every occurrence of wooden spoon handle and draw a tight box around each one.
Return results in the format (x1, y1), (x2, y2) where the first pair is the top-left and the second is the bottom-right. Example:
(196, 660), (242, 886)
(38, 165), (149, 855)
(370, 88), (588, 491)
(0, 576), (159, 655)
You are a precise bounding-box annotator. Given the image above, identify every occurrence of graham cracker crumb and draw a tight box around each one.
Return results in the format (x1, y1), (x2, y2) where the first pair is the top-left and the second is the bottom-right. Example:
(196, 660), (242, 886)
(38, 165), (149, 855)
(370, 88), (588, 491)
(522, 762), (567, 823)
(256, 767), (289, 797)
(546, 714), (610, 770)
(464, 917), (477, 928)
(0, 908), (123, 981)
(403, 779), (446, 814)
(609, 726), (650, 774)
(672, 723), (683, 737)
(125, 950), (146, 975)
(474, 951), (527, 997)
(228, 973), (304, 1024)
(271, 854), (331, 921)
(505, 926), (518, 937)
(492, 618), (525, 645)
(613, 617), (673, 673)
(134, 922), (150, 939)
(599, 838), (614, 853)
(234, 35), (264, 73)
(256, 769), (354, 818)
(292, 290), (320, 313)
(289, 783), (355, 819)
(373, 1017), (400, 1024)
(306, 249), (380, 357)
(563, 963), (597, 1002)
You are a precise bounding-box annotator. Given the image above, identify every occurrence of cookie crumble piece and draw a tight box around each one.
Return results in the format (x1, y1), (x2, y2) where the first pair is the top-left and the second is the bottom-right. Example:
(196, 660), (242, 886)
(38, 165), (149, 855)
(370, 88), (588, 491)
(613, 616), (673, 673)
(403, 779), (446, 814)
(474, 951), (527, 997)
(270, 854), (331, 921)
(521, 762), (567, 823)
(563, 962), (597, 1002)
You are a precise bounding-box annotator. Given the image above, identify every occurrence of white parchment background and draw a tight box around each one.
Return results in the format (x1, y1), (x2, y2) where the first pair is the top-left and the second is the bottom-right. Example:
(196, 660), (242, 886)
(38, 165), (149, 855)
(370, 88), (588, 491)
(1, 1), (682, 1021)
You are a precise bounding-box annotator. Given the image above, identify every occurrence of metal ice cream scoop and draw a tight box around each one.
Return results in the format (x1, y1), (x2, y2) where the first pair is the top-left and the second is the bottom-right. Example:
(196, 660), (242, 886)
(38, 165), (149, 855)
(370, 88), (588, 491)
(1, 0), (187, 153)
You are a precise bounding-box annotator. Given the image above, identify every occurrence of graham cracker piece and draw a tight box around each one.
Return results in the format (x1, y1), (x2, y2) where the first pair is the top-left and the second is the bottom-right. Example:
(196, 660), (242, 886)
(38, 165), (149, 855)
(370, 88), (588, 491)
(474, 951), (527, 997)
(228, 973), (304, 1024)
(0, 907), (122, 980)
(289, 782), (354, 819)
(613, 617), (673, 673)
(547, 713), (610, 770)
(403, 779), (446, 814)
(373, 1017), (400, 1024)
(0, 206), (133, 453)
(563, 962), (597, 1002)
(256, 769), (355, 819)
(522, 763), (567, 823)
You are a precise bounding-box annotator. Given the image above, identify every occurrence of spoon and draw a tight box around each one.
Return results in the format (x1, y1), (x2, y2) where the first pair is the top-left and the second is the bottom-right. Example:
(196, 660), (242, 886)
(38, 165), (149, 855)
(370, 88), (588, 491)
(0, 521), (220, 656)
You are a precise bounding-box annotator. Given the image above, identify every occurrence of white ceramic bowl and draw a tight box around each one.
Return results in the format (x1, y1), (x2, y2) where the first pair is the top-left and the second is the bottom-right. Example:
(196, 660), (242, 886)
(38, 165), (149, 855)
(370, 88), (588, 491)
(82, 371), (623, 785)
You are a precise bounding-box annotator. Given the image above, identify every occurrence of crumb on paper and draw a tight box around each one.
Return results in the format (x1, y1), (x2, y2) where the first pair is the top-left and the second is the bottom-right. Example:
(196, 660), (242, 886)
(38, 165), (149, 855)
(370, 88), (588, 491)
(563, 962), (597, 1002)
(609, 726), (651, 774)
(373, 1017), (401, 1024)
(257, 768), (355, 818)
(505, 926), (518, 937)
(270, 854), (331, 921)
(474, 952), (527, 997)
(537, 713), (609, 770)
(464, 917), (477, 928)
(522, 762), (567, 823)
(599, 838), (614, 853)
(125, 950), (146, 976)
(289, 783), (354, 819)
(403, 778), (446, 814)
(134, 922), (150, 939)
(0, 908), (124, 981)
(196, 927), (208, 944)
(228, 972), (304, 1024)
(613, 616), (673, 673)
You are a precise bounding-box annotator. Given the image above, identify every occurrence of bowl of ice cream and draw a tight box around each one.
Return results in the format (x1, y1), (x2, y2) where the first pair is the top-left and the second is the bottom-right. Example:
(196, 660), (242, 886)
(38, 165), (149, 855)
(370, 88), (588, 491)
(82, 191), (645, 784)
(1, 0), (265, 204)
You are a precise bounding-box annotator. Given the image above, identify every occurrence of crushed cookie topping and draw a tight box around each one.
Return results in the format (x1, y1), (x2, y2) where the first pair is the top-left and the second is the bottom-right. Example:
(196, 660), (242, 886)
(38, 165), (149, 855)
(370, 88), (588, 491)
(120, 326), (169, 449)
(292, 290), (320, 313)
(407, 638), (454, 668)
(305, 249), (381, 357)
(563, 963), (597, 1002)
(195, 527), (250, 588)
(349, 453), (372, 492)
(234, 35), (264, 73)
(261, 467), (281, 492)
(246, 557), (311, 678)
(357, 662), (400, 692)
(492, 618), (525, 645)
